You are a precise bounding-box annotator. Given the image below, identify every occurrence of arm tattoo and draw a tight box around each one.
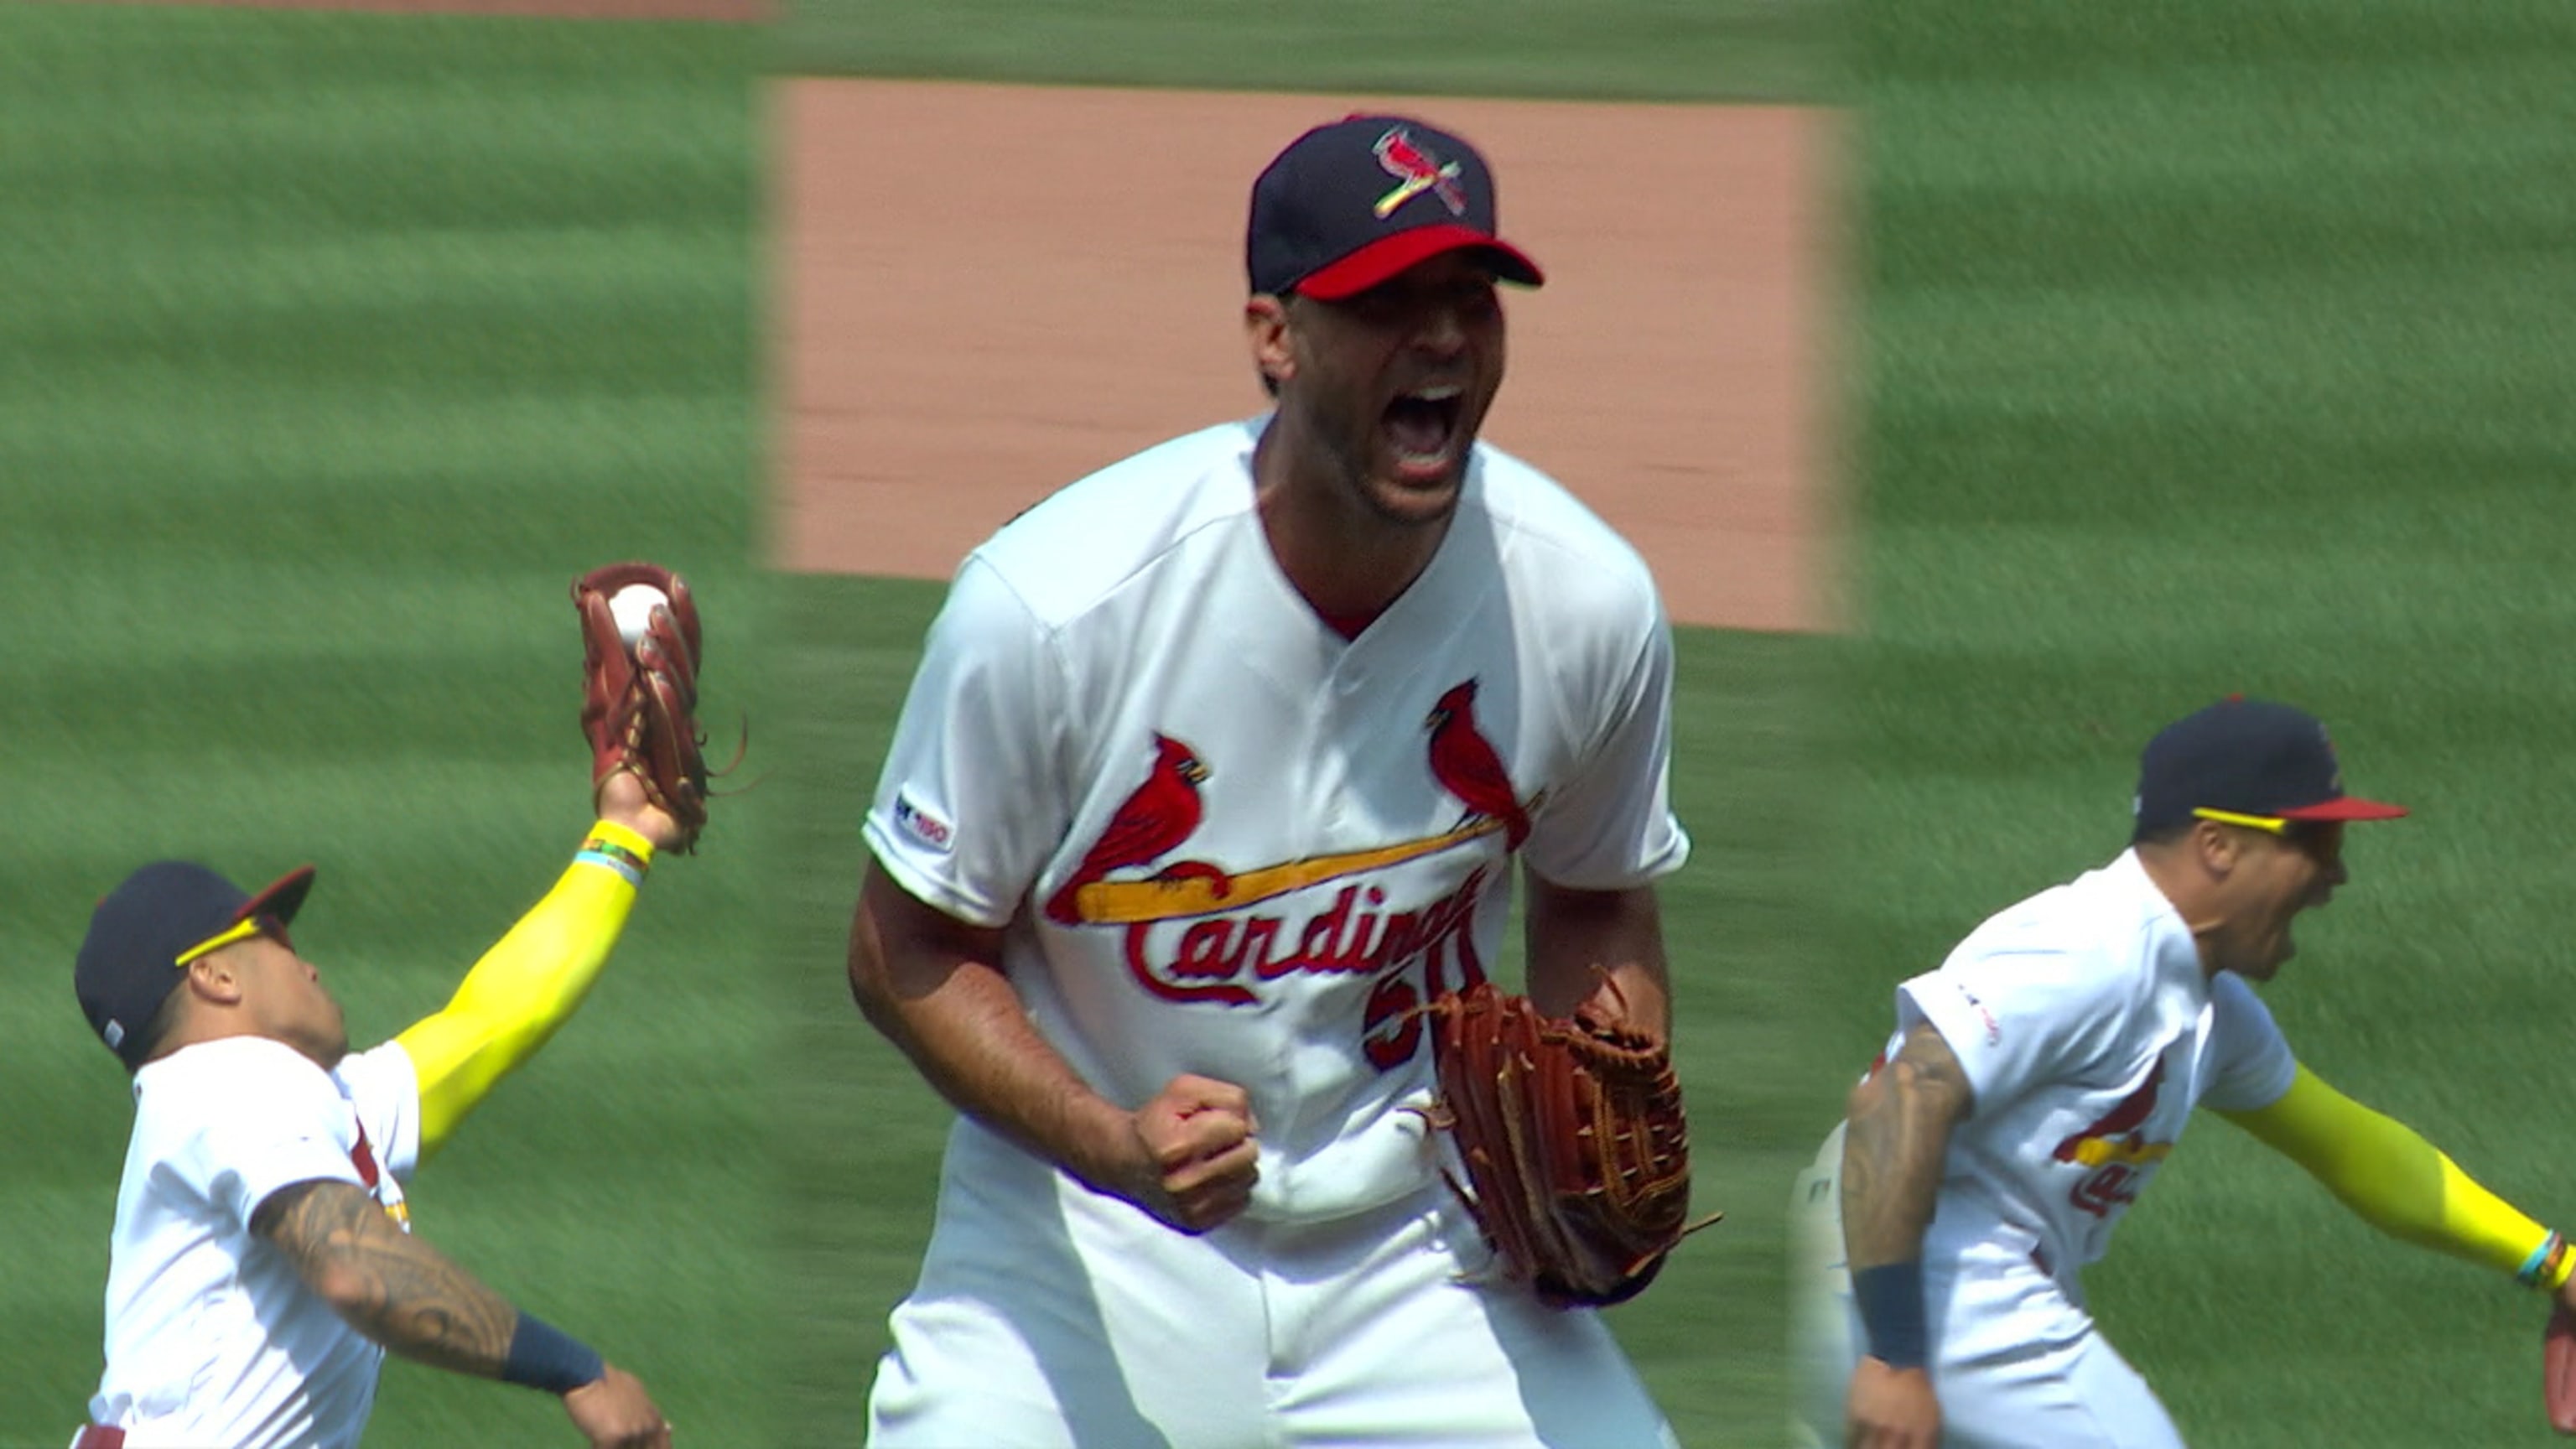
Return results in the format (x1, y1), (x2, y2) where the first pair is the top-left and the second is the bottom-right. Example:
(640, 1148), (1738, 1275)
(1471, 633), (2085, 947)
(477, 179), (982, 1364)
(253, 1179), (520, 1378)
(1841, 1022), (1974, 1270)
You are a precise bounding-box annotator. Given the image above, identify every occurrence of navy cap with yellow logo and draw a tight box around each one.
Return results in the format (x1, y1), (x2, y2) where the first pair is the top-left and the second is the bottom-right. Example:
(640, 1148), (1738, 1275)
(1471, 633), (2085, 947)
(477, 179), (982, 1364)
(1248, 115), (1545, 301)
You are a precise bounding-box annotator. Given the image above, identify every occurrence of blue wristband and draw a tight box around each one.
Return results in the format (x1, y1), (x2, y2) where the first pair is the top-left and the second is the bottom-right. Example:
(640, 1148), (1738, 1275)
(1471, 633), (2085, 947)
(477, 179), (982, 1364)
(2523, 1232), (2567, 1289)
(1851, 1262), (1929, 1371)
(576, 836), (650, 886)
(502, 1312), (605, 1394)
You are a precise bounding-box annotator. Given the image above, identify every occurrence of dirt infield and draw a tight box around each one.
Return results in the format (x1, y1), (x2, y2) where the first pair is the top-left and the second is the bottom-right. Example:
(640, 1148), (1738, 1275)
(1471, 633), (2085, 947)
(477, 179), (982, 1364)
(776, 80), (1840, 632)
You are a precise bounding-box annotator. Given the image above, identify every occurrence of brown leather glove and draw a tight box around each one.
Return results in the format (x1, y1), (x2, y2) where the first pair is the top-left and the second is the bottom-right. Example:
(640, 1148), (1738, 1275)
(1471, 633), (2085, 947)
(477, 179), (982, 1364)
(1420, 979), (1717, 1308)
(573, 563), (709, 853)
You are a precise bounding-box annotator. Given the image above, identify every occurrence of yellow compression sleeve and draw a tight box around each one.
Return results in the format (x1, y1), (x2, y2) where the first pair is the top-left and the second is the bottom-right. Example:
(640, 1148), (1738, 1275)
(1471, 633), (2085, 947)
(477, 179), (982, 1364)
(2219, 1062), (2568, 1287)
(392, 821), (654, 1161)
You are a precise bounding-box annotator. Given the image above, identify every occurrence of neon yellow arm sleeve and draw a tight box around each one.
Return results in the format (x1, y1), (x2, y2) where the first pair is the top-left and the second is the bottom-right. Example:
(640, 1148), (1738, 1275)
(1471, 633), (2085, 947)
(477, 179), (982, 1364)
(2218, 1062), (2567, 1287)
(392, 821), (654, 1161)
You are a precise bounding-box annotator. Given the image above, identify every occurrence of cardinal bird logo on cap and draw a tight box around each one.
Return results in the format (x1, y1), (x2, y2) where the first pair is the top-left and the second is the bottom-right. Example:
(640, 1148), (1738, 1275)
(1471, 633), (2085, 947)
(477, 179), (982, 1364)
(1373, 127), (1468, 219)
(1044, 734), (1233, 926)
(1425, 680), (1531, 851)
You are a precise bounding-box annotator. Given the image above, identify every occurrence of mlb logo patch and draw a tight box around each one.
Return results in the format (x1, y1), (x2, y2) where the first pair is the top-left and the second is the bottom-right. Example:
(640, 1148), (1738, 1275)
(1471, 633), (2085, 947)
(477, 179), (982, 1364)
(894, 792), (954, 854)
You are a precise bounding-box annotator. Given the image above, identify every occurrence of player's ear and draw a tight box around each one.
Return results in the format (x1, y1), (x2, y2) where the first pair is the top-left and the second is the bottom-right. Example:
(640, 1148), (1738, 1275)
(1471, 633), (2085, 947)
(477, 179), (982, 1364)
(2190, 818), (2244, 876)
(185, 953), (248, 1007)
(1246, 293), (1295, 392)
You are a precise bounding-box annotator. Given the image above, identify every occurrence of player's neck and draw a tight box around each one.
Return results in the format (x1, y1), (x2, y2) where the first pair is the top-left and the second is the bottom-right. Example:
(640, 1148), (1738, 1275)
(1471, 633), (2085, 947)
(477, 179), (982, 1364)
(1250, 415), (1449, 621)
(2133, 844), (2237, 979)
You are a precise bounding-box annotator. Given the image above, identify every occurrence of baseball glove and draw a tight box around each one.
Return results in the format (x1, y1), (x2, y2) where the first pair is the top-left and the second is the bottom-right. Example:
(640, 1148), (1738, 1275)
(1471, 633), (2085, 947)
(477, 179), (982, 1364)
(1420, 978), (1717, 1309)
(2546, 1301), (2576, 1434)
(574, 562), (710, 853)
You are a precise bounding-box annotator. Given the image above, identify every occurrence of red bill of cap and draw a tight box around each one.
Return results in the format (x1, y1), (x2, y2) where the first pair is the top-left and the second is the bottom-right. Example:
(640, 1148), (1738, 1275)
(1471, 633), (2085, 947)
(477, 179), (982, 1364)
(1294, 224), (1545, 301)
(2276, 797), (2409, 822)
(234, 865), (318, 925)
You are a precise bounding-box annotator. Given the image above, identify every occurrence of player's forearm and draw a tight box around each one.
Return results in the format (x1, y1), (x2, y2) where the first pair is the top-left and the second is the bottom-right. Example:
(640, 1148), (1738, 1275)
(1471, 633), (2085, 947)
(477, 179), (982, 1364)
(255, 1179), (520, 1374)
(392, 821), (654, 1159)
(257, 1179), (614, 1394)
(1839, 1029), (1970, 1376)
(1839, 1059), (1962, 1272)
(871, 963), (1136, 1181)
(848, 870), (1134, 1187)
(1521, 877), (1670, 1031)
(2222, 1064), (2570, 1286)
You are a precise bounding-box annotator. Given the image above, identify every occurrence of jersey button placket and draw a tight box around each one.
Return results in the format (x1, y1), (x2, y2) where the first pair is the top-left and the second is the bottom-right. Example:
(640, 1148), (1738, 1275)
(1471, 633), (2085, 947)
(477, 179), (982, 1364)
(1320, 662), (1363, 833)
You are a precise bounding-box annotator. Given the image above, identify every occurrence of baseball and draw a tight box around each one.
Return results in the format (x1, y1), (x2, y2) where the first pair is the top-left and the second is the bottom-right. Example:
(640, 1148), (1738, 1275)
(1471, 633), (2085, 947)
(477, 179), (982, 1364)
(607, 583), (667, 647)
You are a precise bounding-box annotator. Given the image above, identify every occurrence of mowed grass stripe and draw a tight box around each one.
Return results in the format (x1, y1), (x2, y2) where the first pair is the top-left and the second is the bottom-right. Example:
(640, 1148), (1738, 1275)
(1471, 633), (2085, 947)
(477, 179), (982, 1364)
(776, 0), (1841, 103)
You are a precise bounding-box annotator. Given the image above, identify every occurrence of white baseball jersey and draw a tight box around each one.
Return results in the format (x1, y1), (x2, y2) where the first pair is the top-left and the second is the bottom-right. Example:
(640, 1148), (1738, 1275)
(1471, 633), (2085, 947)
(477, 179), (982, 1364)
(1888, 848), (2295, 1293)
(861, 418), (1690, 1445)
(89, 1036), (420, 1449)
(866, 418), (1689, 1223)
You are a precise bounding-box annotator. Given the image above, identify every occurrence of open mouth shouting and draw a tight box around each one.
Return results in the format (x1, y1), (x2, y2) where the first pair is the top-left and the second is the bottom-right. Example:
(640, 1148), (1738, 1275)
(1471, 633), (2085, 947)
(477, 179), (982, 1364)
(1382, 384), (1467, 485)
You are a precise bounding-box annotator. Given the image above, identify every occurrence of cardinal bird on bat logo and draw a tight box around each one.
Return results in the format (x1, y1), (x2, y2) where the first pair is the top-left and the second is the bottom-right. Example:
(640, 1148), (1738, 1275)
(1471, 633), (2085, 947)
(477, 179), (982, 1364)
(1425, 679), (1531, 851)
(1373, 127), (1468, 219)
(1044, 734), (1233, 926)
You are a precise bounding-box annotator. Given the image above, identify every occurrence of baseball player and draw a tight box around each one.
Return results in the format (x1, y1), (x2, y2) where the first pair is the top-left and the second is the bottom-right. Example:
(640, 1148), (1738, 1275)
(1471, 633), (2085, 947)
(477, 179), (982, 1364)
(69, 767), (683, 1449)
(847, 115), (1693, 1446)
(1793, 697), (2576, 1448)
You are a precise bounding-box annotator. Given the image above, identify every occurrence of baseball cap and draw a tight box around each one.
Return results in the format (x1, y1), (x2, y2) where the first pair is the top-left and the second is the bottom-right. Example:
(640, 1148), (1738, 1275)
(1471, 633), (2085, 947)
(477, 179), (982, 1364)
(1247, 114), (1545, 301)
(2132, 697), (2408, 837)
(75, 860), (316, 1071)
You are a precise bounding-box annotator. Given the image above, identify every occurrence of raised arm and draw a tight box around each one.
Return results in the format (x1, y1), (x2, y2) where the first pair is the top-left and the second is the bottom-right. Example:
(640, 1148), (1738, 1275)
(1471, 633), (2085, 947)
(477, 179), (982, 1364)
(1840, 1020), (1976, 1449)
(2220, 1062), (2574, 1299)
(846, 859), (1259, 1234)
(394, 783), (683, 1161)
(1520, 874), (1671, 1032)
(252, 1179), (667, 1446)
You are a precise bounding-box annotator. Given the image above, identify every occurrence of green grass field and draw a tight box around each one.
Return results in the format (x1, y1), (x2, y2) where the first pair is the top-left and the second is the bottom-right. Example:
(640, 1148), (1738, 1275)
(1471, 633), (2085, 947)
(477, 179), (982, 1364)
(18, 0), (2576, 1446)
(0, 8), (762, 1443)
(776, 0), (1843, 103)
(1845, 3), (2576, 1444)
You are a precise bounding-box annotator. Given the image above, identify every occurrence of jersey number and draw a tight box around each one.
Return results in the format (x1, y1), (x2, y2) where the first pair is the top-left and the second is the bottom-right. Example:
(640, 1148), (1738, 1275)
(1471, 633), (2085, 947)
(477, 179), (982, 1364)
(1358, 932), (1490, 1070)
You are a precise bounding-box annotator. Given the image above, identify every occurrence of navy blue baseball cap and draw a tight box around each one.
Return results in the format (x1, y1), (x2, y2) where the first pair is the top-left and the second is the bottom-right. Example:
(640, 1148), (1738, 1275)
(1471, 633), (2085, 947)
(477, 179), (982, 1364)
(1248, 115), (1545, 301)
(75, 861), (315, 1071)
(2132, 697), (2407, 837)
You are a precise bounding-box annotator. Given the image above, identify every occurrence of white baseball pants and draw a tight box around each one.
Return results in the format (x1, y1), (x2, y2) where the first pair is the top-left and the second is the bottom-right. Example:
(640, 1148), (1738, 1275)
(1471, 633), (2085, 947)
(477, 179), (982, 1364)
(866, 1121), (1678, 1448)
(1789, 1130), (2188, 1449)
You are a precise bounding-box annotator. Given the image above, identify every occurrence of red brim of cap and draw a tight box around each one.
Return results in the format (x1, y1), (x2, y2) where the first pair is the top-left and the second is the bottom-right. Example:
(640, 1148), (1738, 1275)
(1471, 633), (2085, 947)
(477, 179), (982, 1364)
(234, 865), (318, 926)
(1294, 224), (1545, 300)
(2277, 797), (2409, 822)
